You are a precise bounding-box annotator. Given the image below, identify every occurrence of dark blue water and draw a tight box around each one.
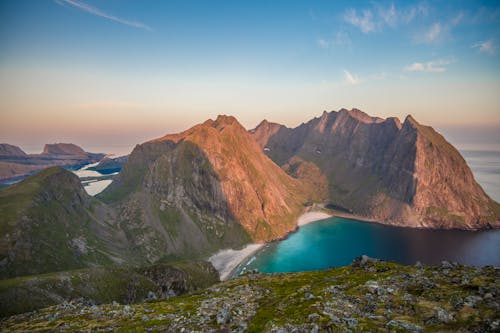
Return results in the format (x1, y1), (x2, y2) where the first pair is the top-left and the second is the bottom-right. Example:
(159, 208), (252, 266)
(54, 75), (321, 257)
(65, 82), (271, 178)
(236, 217), (500, 275)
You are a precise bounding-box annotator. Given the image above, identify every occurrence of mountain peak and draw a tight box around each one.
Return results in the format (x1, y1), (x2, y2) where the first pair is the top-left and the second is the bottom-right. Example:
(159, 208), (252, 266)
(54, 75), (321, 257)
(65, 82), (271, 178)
(340, 108), (385, 124)
(403, 115), (419, 127)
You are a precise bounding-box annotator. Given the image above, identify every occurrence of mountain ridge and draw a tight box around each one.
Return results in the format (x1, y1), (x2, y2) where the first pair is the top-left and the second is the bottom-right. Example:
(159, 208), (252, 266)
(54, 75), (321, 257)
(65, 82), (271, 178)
(251, 108), (499, 229)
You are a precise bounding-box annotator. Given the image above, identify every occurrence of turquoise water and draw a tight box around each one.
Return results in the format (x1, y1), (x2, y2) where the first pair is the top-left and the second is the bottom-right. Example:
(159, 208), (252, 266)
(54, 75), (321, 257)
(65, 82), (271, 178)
(236, 217), (500, 275)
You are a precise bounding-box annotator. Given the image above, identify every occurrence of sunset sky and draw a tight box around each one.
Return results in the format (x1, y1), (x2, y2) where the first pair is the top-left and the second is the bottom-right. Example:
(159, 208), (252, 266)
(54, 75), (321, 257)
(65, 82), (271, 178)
(1, 0), (499, 154)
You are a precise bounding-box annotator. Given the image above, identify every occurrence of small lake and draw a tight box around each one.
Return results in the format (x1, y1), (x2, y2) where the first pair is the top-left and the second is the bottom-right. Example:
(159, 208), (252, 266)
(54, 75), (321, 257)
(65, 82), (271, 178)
(236, 217), (500, 276)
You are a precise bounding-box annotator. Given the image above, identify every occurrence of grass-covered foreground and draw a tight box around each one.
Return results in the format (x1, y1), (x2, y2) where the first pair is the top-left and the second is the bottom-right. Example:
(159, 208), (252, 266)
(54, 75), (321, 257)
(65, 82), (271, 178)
(1, 258), (498, 332)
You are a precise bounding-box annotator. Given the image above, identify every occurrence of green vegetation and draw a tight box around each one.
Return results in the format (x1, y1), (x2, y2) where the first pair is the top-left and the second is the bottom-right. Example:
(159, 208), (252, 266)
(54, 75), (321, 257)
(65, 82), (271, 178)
(2, 260), (497, 332)
(0, 261), (218, 317)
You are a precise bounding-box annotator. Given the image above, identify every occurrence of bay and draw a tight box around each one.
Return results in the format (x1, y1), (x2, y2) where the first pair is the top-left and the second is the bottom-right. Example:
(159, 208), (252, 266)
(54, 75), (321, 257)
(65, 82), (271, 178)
(236, 217), (500, 276)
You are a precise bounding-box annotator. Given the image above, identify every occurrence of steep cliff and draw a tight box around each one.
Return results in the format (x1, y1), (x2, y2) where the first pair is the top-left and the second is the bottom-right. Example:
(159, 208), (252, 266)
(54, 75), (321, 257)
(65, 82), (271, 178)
(252, 109), (499, 229)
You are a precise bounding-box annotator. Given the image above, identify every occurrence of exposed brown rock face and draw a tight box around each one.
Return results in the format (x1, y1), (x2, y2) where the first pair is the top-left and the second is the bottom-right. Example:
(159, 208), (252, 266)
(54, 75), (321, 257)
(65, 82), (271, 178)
(152, 115), (308, 241)
(251, 109), (499, 229)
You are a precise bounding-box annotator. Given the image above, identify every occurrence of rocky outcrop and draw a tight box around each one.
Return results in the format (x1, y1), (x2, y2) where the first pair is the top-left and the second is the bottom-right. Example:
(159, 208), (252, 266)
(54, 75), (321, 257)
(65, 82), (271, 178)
(251, 109), (499, 229)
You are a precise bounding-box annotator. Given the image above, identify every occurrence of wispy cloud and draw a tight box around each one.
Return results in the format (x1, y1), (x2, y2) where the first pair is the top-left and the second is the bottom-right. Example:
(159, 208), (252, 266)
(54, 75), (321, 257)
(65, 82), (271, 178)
(343, 70), (361, 85)
(416, 22), (443, 43)
(55, 0), (152, 31)
(317, 31), (351, 49)
(343, 3), (429, 33)
(404, 59), (454, 73)
(344, 9), (376, 33)
(413, 11), (465, 44)
(473, 39), (496, 55)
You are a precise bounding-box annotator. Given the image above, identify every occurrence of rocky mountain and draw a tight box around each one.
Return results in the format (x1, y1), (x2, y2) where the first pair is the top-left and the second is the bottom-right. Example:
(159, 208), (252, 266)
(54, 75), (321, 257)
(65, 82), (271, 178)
(251, 108), (499, 229)
(0, 167), (133, 279)
(3, 258), (498, 332)
(0, 143), (105, 182)
(98, 115), (313, 264)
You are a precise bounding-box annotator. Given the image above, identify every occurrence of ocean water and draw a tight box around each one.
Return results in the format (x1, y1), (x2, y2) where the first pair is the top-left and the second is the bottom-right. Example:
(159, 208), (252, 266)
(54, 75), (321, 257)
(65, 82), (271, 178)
(236, 217), (500, 276)
(460, 149), (500, 202)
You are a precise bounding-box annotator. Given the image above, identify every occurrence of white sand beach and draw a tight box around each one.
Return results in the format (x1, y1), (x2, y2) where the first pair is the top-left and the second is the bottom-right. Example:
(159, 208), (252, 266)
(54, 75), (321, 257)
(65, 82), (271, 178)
(297, 211), (332, 226)
(208, 244), (264, 281)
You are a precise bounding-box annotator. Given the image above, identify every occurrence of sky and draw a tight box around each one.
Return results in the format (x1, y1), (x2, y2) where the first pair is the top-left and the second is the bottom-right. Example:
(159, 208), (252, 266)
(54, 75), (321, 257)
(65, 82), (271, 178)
(0, 0), (499, 154)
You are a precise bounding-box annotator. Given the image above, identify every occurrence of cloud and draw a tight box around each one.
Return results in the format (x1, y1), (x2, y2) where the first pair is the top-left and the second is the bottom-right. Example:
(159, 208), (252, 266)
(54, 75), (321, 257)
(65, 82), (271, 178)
(55, 0), (152, 31)
(417, 22), (443, 43)
(317, 31), (351, 49)
(343, 70), (361, 85)
(473, 39), (496, 55)
(404, 59), (453, 73)
(343, 3), (429, 33)
(344, 9), (376, 33)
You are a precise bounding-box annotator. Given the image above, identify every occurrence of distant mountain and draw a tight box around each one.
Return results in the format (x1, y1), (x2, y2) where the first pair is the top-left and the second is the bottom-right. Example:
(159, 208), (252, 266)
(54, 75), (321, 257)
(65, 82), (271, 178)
(88, 155), (128, 174)
(42, 143), (87, 156)
(251, 109), (500, 229)
(0, 167), (133, 279)
(0, 143), (105, 182)
(0, 144), (27, 157)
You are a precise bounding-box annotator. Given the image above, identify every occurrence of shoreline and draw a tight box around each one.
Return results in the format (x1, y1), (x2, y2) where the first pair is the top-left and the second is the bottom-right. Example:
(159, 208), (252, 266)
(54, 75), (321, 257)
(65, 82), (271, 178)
(208, 244), (264, 281)
(210, 210), (336, 281)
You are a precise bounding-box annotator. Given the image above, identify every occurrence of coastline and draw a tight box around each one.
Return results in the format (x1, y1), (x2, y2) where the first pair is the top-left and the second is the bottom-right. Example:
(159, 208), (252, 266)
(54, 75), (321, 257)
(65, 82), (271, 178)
(208, 244), (264, 281)
(210, 210), (335, 281)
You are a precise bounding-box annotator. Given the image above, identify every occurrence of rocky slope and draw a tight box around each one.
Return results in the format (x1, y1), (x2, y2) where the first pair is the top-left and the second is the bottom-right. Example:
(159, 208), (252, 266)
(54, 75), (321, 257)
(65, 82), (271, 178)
(0, 143), (105, 182)
(2, 259), (498, 332)
(0, 167), (133, 279)
(251, 109), (500, 229)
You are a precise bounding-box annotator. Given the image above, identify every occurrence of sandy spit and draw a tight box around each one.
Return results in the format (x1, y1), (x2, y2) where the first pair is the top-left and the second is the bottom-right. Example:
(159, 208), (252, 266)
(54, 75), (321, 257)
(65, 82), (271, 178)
(208, 244), (264, 281)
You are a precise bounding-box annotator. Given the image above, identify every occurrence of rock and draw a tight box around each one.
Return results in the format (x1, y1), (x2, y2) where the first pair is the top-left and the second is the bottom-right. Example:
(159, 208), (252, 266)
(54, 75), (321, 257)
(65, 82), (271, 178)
(364, 280), (383, 295)
(434, 307), (455, 323)
(387, 319), (422, 332)
(216, 307), (231, 325)
(304, 292), (315, 300)
(308, 313), (320, 322)
(464, 295), (482, 307)
(440, 261), (453, 269)
(141, 315), (148, 321)
(112, 301), (119, 306)
(343, 317), (358, 327)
